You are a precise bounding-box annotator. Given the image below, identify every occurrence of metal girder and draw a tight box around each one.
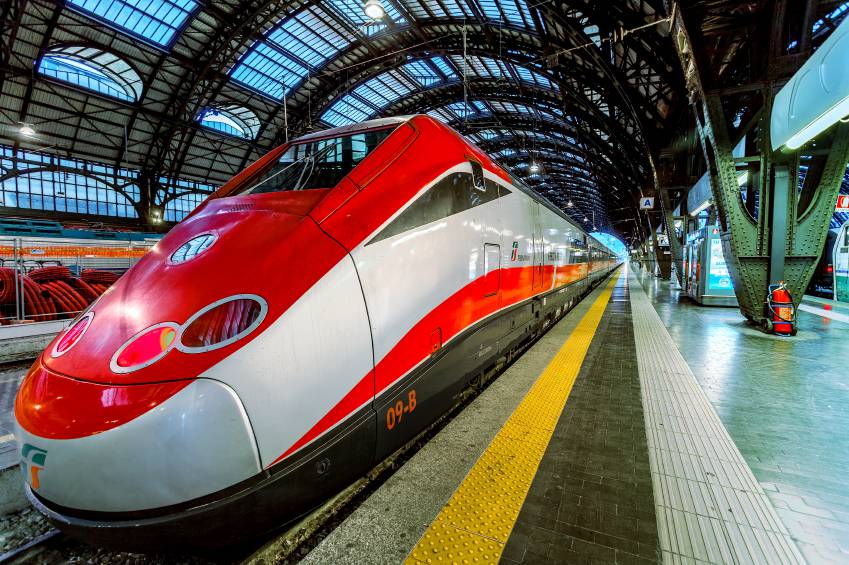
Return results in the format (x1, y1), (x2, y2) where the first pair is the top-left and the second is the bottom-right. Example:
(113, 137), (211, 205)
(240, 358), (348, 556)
(0, 0), (28, 92)
(670, 0), (849, 330)
(656, 157), (687, 282)
(143, 0), (300, 212)
(376, 79), (647, 173)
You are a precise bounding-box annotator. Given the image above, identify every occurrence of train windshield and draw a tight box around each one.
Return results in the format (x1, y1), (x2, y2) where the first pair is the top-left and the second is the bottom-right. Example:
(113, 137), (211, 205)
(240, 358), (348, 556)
(236, 127), (396, 195)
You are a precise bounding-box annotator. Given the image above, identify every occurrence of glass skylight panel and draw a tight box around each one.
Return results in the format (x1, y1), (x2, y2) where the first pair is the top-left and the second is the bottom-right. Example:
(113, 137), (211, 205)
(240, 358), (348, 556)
(320, 69), (416, 127)
(478, 0), (503, 22)
(479, 57), (505, 78)
(514, 66), (533, 83)
(430, 56), (458, 80)
(67, 0), (197, 48)
(445, 102), (474, 118)
(472, 100), (489, 113)
(442, 100), (488, 120)
(268, 6), (354, 67)
(404, 0), (470, 19)
(327, 0), (407, 34)
(426, 108), (455, 123)
(352, 72), (413, 109)
(321, 97), (373, 127)
(488, 100), (519, 114)
(38, 46), (142, 102)
(813, 2), (849, 34)
(584, 24), (602, 47)
(197, 105), (260, 139)
(404, 60), (442, 87)
(515, 66), (557, 91)
(231, 42), (308, 100)
(477, 0), (534, 29)
(448, 55), (509, 80)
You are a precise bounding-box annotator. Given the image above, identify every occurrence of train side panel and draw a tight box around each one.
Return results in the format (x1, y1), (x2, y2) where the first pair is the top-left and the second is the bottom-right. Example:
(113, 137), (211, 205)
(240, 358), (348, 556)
(350, 152), (611, 458)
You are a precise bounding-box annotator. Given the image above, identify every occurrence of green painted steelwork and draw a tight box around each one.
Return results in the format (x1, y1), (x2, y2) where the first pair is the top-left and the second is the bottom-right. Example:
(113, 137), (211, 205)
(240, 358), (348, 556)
(669, 5), (849, 330)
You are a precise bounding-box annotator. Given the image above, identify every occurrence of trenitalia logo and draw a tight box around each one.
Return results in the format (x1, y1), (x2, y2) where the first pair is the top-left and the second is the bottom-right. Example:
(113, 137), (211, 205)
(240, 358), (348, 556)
(21, 443), (47, 490)
(511, 241), (519, 261)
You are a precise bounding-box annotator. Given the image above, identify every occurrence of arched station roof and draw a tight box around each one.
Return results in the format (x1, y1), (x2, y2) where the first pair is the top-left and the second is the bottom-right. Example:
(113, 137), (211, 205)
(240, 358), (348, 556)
(12, 1), (844, 235)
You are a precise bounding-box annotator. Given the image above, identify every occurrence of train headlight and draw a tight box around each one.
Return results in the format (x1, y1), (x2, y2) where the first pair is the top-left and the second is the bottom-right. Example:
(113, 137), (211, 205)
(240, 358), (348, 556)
(110, 323), (179, 373)
(51, 312), (94, 358)
(170, 233), (216, 264)
(178, 295), (267, 353)
(107, 295), (267, 373)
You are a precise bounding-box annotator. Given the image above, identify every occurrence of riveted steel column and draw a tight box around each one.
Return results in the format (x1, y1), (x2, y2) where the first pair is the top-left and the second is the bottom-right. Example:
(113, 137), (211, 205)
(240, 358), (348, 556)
(785, 126), (849, 302)
(770, 166), (790, 284)
(659, 186), (685, 283)
(669, 4), (849, 330)
(695, 94), (767, 321)
(650, 217), (672, 279)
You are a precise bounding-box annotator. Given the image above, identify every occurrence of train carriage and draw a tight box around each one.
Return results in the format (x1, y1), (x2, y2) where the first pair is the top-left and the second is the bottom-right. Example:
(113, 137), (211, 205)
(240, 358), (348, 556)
(14, 115), (619, 549)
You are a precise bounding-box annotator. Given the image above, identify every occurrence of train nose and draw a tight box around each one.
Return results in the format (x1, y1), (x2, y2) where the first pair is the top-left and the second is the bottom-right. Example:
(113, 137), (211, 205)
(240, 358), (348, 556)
(14, 360), (261, 513)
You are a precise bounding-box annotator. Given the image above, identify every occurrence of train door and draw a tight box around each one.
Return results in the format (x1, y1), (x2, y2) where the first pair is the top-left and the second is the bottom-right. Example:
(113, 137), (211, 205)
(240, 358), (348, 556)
(470, 165), (506, 374)
(588, 241), (595, 277)
(483, 243), (501, 298)
(532, 203), (544, 291)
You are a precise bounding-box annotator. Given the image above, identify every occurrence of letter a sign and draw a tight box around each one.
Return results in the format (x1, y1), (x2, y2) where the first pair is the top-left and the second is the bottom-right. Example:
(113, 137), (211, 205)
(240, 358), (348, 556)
(640, 197), (655, 209)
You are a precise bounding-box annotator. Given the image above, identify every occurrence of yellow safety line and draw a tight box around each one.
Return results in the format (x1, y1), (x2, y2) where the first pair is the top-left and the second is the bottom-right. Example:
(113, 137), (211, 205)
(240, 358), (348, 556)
(405, 271), (621, 564)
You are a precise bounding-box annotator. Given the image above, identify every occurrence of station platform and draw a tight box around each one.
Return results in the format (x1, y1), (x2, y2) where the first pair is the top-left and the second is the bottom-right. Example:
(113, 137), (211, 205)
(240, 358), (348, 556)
(302, 265), (849, 564)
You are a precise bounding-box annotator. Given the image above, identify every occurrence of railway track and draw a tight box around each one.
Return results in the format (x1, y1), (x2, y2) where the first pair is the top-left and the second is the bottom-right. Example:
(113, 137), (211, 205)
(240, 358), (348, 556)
(0, 529), (62, 564)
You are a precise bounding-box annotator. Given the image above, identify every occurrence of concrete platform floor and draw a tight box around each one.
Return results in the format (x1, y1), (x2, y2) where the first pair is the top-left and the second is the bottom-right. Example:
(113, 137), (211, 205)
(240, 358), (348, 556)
(638, 269), (849, 563)
(307, 266), (849, 564)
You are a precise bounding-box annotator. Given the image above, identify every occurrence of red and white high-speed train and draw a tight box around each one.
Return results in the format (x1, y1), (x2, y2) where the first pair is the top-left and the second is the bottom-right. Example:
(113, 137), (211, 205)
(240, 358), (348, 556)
(15, 115), (618, 549)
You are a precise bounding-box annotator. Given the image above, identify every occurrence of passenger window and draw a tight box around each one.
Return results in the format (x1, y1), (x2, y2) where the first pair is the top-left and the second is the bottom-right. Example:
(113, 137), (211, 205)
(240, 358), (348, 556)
(368, 171), (503, 245)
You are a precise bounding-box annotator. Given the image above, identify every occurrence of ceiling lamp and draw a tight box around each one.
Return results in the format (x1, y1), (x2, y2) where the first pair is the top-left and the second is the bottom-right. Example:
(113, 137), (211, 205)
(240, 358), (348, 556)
(528, 162), (540, 174)
(567, 200), (574, 207)
(583, 217), (589, 222)
(19, 124), (35, 136)
(364, 0), (386, 19)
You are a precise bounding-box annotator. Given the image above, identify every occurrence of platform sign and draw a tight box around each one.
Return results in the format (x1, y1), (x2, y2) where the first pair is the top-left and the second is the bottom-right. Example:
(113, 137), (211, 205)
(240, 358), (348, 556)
(837, 194), (849, 212)
(640, 197), (655, 209)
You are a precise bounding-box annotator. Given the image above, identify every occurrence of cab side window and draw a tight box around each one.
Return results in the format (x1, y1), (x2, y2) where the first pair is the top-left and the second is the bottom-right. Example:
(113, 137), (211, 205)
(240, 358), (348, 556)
(368, 168), (507, 245)
(471, 161), (485, 191)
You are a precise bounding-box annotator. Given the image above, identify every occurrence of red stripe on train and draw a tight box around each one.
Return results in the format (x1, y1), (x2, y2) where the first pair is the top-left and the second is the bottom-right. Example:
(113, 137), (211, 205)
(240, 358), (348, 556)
(269, 263), (591, 465)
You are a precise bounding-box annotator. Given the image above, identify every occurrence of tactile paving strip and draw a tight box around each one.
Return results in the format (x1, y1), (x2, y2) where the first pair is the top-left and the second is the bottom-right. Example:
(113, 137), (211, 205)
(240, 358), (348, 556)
(406, 273), (620, 564)
(628, 269), (806, 564)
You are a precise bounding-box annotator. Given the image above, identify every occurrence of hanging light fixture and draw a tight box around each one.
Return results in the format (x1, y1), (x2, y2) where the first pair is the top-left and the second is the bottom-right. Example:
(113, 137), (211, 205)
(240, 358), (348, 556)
(583, 217), (589, 222)
(567, 200), (574, 207)
(19, 124), (35, 136)
(528, 161), (540, 174)
(364, 0), (386, 19)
